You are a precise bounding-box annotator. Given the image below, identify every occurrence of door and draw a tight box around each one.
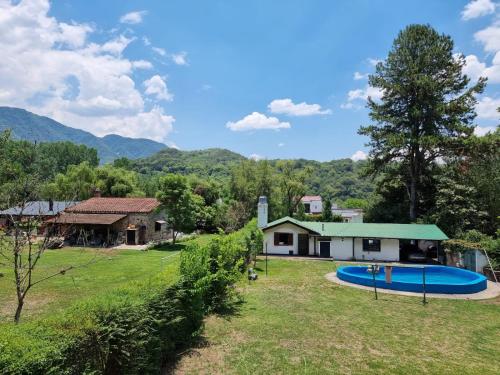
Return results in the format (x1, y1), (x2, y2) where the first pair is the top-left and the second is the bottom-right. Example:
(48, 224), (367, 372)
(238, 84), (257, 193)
(298, 234), (309, 256)
(126, 229), (136, 245)
(319, 241), (330, 258)
(138, 225), (146, 244)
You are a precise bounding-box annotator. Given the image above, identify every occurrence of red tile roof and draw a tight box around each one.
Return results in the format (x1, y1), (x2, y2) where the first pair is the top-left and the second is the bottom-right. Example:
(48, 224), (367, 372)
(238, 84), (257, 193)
(66, 198), (160, 214)
(301, 195), (322, 202)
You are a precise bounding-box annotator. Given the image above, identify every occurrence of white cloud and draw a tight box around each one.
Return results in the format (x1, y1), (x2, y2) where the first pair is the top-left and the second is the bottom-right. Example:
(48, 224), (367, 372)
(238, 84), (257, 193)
(476, 96), (500, 119)
(354, 71), (368, 80)
(249, 153), (264, 161)
(132, 60), (153, 69)
(351, 150), (368, 161)
(268, 98), (331, 116)
(143, 75), (173, 101)
(462, 0), (496, 20)
(341, 85), (383, 109)
(368, 58), (382, 66)
(171, 51), (188, 66)
(152, 46), (166, 56)
(226, 112), (290, 131)
(474, 23), (500, 52)
(142, 36), (151, 46)
(167, 141), (180, 150)
(474, 126), (497, 136)
(120, 10), (148, 25)
(0, 0), (175, 142)
(462, 54), (487, 81)
(278, 142), (285, 147)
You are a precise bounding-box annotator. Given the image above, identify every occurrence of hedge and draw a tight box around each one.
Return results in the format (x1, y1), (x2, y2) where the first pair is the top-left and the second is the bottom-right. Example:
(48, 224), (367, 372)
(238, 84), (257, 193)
(0, 221), (263, 374)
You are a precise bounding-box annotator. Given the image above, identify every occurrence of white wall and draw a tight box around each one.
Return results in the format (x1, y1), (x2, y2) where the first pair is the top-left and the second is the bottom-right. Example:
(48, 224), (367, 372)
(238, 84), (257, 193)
(353, 238), (400, 261)
(263, 223), (309, 255)
(309, 200), (323, 214)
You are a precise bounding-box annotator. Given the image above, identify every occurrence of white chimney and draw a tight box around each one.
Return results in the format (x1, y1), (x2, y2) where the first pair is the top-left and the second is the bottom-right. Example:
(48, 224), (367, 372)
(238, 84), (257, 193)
(257, 196), (268, 228)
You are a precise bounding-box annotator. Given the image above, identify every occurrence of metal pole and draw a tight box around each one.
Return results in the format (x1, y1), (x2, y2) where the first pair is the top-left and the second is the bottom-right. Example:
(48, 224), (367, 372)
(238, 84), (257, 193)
(371, 265), (378, 300)
(422, 267), (427, 305)
(265, 242), (268, 276)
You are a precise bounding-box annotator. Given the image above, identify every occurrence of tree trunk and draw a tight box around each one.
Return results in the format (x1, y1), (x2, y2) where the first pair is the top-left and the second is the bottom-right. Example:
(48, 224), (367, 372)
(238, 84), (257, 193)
(409, 175), (417, 221)
(172, 229), (177, 245)
(14, 298), (24, 324)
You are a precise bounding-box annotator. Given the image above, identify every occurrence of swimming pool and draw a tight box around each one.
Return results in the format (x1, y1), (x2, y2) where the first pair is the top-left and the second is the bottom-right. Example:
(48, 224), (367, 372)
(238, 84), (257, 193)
(336, 265), (487, 294)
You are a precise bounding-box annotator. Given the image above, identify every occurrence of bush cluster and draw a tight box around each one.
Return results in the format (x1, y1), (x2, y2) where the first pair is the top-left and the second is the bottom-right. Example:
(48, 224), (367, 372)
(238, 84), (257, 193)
(0, 221), (263, 374)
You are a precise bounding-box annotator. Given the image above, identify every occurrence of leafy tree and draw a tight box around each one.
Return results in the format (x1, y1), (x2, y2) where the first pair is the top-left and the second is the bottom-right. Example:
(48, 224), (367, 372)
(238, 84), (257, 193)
(295, 203), (306, 220)
(343, 198), (369, 210)
(276, 160), (312, 217)
(156, 174), (204, 244)
(322, 198), (333, 221)
(430, 169), (487, 237)
(359, 24), (486, 221)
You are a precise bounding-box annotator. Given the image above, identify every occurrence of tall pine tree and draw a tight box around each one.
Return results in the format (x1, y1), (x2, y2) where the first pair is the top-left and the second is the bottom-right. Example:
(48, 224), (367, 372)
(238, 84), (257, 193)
(359, 24), (486, 221)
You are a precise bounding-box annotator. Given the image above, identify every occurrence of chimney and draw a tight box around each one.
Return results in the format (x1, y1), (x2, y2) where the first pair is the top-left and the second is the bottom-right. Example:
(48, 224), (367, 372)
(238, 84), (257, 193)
(93, 188), (102, 198)
(48, 198), (54, 212)
(257, 196), (268, 228)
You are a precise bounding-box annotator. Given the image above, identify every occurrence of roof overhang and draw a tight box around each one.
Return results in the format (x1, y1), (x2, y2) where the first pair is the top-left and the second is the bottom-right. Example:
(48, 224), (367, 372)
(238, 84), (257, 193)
(49, 213), (126, 225)
(263, 219), (320, 235)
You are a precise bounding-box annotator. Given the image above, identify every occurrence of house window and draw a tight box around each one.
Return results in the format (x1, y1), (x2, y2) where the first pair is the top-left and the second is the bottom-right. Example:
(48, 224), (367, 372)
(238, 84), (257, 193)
(304, 203), (311, 214)
(274, 232), (293, 246)
(363, 239), (381, 252)
(155, 220), (165, 232)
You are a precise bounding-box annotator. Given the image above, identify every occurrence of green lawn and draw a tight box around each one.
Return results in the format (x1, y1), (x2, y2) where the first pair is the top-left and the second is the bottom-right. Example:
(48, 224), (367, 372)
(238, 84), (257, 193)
(0, 235), (212, 322)
(176, 258), (500, 375)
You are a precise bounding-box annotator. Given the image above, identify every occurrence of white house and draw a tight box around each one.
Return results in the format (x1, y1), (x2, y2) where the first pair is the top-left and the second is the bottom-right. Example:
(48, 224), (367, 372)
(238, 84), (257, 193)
(261, 216), (448, 262)
(300, 196), (323, 215)
(331, 204), (364, 223)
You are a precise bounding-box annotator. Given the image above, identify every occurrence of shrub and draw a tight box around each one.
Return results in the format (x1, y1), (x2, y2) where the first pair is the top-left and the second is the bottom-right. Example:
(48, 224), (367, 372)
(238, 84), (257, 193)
(0, 223), (262, 374)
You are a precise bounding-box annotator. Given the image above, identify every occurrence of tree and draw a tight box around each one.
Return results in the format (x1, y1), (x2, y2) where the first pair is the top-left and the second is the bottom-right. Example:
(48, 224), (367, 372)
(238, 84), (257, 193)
(430, 170), (487, 237)
(276, 161), (312, 217)
(359, 24), (486, 221)
(156, 174), (204, 244)
(322, 198), (333, 221)
(0, 132), (91, 323)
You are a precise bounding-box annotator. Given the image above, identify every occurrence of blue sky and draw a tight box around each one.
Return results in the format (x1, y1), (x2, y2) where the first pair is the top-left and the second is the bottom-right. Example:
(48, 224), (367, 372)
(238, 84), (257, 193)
(0, 0), (499, 161)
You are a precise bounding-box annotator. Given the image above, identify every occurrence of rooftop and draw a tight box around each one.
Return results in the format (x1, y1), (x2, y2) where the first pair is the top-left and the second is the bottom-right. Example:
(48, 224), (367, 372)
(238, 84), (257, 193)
(49, 213), (126, 225)
(0, 201), (77, 216)
(301, 195), (322, 202)
(66, 197), (160, 214)
(263, 216), (448, 241)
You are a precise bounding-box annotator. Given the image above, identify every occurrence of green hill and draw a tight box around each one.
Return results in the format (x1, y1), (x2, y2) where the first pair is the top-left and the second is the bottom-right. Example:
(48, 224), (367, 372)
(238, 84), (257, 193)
(0, 107), (167, 163)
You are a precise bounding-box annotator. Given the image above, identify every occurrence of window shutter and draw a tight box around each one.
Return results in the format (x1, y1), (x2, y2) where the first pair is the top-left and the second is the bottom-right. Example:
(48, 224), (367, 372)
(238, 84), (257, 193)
(274, 233), (279, 245)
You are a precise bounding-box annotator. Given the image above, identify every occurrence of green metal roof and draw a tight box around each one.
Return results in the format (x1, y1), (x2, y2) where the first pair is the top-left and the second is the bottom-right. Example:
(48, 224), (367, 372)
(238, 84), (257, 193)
(263, 216), (448, 240)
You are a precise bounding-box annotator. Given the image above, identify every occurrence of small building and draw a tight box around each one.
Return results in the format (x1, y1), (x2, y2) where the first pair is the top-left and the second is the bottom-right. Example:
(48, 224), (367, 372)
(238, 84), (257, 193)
(300, 196), (323, 215)
(0, 200), (77, 233)
(262, 216), (448, 262)
(331, 204), (364, 223)
(53, 197), (169, 246)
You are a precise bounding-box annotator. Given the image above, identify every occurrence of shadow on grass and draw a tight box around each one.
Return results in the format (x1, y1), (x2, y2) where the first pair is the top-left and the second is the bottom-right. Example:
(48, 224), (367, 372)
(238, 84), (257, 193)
(150, 243), (189, 252)
(161, 295), (245, 374)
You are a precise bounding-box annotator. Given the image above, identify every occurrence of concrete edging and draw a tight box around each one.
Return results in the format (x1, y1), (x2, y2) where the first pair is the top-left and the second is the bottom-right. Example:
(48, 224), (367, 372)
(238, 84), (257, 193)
(325, 272), (500, 300)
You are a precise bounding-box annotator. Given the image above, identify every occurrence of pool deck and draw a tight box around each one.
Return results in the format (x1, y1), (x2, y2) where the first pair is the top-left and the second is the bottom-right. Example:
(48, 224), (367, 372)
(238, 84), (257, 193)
(325, 272), (500, 300)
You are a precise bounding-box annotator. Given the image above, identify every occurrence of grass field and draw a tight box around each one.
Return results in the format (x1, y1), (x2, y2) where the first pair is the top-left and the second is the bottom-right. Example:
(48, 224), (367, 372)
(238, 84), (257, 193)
(0, 235), (213, 322)
(176, 258), (500, 375)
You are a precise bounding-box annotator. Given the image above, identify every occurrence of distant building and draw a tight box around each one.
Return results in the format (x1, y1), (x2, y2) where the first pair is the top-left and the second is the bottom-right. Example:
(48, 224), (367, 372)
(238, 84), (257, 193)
(300, 196), (323, 215)
(0, 200), (77, 232)
(52, 197), (169, 246)
(331, 203), (364, 223)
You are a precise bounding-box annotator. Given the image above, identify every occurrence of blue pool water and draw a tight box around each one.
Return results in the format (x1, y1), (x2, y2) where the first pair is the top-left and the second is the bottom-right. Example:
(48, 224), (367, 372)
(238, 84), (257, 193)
(337, 265), (487, 294)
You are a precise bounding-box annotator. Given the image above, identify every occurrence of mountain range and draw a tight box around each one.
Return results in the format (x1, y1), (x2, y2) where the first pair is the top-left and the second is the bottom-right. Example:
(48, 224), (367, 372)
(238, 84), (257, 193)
(0, 107), (167, 163)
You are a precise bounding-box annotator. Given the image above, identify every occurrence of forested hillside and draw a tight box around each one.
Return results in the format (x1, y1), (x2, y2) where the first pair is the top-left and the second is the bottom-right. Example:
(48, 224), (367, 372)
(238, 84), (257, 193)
(129, 150), (375, 201)
(0, 107), (167, 163)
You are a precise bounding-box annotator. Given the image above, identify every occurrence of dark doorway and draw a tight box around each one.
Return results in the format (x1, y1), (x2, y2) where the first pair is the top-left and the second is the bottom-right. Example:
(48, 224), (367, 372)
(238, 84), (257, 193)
(298, 234), (309, 256)
(126, 229), (136, 245)
(319, 241), (330, 258)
